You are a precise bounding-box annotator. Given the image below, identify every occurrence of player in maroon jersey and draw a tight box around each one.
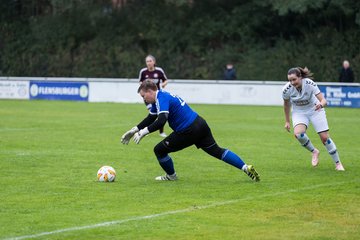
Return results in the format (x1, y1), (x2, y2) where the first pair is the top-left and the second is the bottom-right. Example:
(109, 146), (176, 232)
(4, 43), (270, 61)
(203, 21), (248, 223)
(138, 55), (169, 137)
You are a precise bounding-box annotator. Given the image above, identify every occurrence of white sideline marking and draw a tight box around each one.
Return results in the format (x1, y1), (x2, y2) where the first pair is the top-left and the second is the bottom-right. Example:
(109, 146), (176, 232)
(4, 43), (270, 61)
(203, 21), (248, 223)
(0, 128), (39, 132)
(3, 181), (355, 240)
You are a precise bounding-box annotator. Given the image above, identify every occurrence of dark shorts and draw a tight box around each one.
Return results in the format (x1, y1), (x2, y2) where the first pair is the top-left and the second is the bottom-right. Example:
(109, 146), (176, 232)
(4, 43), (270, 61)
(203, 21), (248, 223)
(159, 115), (216, 153)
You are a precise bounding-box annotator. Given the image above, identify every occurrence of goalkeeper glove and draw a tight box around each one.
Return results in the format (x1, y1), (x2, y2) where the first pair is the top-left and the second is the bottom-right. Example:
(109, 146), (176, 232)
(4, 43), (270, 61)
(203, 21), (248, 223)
(121, 126), (139, 144)
(133, 127), (149, 144)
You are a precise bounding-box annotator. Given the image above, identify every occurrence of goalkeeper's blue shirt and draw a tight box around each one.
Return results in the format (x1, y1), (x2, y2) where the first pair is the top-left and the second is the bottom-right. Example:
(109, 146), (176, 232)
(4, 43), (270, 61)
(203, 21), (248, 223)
(149, 90), (198, 132)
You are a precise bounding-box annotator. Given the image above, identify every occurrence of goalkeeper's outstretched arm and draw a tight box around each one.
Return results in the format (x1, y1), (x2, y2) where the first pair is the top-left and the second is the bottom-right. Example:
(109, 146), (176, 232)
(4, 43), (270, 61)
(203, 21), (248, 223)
(146, 113), (168, 133)
(132, 113), (168, 144)
(137, 113), (157, 130)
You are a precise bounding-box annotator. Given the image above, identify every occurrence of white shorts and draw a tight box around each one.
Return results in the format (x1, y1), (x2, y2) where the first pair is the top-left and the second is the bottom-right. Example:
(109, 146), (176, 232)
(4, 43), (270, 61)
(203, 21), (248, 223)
(292, 109), (329, 133)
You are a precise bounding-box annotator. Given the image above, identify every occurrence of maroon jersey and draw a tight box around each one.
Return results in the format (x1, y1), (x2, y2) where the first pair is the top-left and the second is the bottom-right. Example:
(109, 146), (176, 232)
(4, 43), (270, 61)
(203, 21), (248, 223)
(138, 67), (168, 89)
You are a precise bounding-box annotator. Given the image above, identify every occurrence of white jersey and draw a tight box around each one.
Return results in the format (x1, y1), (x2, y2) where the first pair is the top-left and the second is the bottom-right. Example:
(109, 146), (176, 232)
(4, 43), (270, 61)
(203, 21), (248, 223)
(282, 78), (321, 112)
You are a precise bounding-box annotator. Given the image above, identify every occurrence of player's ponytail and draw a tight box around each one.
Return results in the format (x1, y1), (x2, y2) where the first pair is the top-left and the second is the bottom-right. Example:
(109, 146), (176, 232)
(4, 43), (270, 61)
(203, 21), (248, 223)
(287, 67), (314, 80)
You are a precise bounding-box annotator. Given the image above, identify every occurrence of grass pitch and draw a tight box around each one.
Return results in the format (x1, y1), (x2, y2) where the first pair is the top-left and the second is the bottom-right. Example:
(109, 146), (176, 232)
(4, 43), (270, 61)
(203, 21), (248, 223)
(0, 100), (359, 240)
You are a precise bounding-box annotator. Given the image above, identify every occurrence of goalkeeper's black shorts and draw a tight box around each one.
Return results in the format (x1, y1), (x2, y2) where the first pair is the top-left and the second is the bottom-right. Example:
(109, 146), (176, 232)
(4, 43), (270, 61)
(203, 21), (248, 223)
(158, 115), (216, 153)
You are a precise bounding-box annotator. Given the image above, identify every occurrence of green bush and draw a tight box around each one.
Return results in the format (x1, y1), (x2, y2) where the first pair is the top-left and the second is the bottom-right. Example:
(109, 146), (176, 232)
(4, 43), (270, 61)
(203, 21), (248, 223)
(0, 0), (359, 81)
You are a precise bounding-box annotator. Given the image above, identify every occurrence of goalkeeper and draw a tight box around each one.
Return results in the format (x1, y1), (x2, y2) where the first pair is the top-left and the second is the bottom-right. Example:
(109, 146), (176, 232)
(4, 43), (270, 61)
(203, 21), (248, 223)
(121, 80), (260, 182)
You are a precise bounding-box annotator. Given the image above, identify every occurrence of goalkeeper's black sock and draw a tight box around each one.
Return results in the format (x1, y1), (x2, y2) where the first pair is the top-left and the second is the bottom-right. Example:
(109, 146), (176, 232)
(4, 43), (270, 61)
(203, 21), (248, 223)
(157, 155), (175, 175)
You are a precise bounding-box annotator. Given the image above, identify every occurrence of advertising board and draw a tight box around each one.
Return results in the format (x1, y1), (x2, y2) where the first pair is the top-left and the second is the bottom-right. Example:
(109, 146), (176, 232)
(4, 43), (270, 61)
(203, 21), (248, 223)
(29, 81), (89, 101)
(319, 85), (360, 108)
(0, 81), (29, 99)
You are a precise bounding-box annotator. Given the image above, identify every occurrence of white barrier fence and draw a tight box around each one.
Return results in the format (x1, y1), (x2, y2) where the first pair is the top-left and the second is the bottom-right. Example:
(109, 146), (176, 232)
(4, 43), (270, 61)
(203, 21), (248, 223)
(90, 79), (285, 105)
(1, 77), (359, 107)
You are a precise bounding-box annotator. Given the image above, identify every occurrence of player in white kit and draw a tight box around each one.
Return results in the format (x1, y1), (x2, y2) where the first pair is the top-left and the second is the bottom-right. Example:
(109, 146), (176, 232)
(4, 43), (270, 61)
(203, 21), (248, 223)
(282, 67), (345, 171)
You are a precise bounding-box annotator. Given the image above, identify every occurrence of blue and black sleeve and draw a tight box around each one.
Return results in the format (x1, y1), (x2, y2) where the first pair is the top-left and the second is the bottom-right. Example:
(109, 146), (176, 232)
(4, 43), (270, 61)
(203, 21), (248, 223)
(147, 113), (168, 133)
(137, 114), (157, 130)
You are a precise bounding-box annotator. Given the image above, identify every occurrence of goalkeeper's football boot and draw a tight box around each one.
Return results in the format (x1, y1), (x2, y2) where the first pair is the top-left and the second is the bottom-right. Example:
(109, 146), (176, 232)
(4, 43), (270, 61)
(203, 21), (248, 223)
(155, 173), (178, 181)
(311, 149), (320, 167)
(246, 165), (260, 182)
(335, 162), (345, 171)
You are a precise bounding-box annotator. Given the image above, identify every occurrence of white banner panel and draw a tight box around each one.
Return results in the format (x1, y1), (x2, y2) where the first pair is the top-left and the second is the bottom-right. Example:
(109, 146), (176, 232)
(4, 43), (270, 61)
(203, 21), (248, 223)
(0, 81), (29, 99)
(166, 82), (284, 105)
(89, 81), (141, 103)
(88, 80), (284, 106)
